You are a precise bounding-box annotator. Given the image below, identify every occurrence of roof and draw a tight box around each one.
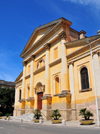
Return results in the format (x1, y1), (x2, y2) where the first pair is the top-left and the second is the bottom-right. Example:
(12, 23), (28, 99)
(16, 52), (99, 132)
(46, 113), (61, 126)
(0, 80), (15, 86)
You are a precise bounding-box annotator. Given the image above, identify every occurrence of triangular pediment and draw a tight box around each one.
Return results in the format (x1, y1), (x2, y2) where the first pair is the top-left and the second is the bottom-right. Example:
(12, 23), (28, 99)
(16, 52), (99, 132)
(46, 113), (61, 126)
(26, 24), (56, 51)
(20, 17), (67, 57)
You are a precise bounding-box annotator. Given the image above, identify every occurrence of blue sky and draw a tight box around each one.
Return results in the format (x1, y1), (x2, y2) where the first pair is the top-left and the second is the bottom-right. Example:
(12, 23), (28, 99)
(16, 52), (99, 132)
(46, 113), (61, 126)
(0, 0), (100, 82)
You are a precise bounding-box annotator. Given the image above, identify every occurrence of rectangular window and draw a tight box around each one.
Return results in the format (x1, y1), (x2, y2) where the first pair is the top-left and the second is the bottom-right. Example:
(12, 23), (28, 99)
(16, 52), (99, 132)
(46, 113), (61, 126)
(54, 47), (58, 59)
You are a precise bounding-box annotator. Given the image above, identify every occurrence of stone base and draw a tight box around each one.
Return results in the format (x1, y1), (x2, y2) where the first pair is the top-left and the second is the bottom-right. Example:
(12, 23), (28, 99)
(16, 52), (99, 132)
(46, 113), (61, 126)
(41, 95), (52, 120)
(76, 101), (97, 120)
(71, 109), (76, 120)
(41, 109), (52, 120)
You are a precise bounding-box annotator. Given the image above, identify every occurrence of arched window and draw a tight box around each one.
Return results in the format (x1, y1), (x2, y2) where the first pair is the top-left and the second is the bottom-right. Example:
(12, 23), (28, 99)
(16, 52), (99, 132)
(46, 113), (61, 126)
(37, 58), (45, 69)
(19, 90), (21, 100)
(54, 76), (60, 94)
(80, 67), (89, 90)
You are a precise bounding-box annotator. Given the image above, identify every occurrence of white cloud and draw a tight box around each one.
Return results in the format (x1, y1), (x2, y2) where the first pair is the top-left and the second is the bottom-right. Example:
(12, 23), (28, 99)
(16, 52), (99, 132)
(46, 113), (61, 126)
(62, 0), (100, 7)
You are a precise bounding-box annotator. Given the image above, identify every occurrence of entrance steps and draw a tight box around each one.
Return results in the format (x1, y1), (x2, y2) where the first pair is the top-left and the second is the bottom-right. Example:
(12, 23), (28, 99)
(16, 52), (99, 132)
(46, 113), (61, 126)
(11, 113), (34, 122)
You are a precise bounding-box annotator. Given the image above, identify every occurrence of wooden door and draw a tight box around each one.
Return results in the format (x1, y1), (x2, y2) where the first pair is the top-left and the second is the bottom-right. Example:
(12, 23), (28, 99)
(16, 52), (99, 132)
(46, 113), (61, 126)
(37, 92), (43, 110)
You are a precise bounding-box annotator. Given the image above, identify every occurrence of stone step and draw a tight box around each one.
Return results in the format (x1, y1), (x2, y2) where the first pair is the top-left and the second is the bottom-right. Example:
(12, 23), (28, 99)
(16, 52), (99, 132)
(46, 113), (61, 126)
(11, 113), (34, 122)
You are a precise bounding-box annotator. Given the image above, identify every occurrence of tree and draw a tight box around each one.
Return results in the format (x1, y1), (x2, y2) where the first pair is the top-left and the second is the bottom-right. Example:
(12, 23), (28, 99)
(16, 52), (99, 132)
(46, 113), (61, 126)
(0, 87), (15, 115)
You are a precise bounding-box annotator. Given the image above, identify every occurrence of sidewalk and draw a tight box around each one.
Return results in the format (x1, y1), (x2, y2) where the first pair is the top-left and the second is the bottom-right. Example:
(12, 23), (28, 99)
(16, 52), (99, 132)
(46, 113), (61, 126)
(11, 119), (100, 128)
(41, 120), (99, 128)
(1, 119), (100, 129)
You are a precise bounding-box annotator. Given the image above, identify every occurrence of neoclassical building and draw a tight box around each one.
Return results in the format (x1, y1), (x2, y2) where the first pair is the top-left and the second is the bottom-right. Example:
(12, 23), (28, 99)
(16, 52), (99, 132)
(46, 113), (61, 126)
(14, 17), (100, 120)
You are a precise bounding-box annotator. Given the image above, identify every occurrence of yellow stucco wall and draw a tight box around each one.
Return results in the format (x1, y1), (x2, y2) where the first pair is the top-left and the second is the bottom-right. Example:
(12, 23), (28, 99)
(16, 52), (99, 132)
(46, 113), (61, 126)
(74, 55), (95, 104)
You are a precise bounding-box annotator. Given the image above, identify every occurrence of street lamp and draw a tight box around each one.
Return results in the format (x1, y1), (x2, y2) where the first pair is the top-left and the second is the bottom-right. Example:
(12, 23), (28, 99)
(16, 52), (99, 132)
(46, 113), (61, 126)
(86, 38), (99, 126)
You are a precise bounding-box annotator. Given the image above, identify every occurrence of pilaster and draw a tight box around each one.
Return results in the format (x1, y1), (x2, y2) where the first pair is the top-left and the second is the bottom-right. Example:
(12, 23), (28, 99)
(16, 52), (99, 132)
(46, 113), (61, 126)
(93, 52), (100, 97)
(30, 55), (35, 97)
(44, 44), (51, 96)
(69, 62), (76, 120)
(59, 31), (69, 93)
(22, 61), (27, 99)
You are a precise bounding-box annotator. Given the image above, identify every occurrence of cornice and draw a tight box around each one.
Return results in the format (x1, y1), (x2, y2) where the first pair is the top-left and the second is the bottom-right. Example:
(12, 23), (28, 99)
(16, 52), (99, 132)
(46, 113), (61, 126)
(15, 82), (22, 88)
(15, 79), (22, 84)
(65, 35), (100, 47)
(66, 37), (100, 59)
(67, 47), (100, 65)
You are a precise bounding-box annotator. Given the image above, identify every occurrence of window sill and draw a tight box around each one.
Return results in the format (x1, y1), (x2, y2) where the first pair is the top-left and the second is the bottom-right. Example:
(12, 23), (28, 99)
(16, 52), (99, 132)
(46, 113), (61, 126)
(79, 88), (92, 93)
(49, 58), (61, 67)
(34, 66), (45, 75)
(25, 74), (30, 79)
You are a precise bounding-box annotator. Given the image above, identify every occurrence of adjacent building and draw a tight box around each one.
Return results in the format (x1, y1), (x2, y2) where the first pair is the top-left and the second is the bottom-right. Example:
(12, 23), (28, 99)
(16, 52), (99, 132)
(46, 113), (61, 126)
(13, 17), (100, 121)
(0, 79), (15, 89)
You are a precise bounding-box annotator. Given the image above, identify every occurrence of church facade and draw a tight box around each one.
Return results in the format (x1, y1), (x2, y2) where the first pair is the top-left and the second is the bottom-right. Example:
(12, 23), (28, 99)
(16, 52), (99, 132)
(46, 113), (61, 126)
(14, 17), (100, 121)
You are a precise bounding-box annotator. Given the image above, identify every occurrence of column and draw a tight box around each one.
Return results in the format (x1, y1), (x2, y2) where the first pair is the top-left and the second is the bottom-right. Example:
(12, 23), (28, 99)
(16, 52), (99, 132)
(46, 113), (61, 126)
(59, 31), (69, 92)
(69, 62), (76, 120)
(45, 44), (51, 96)
(93, 51), (100, 97)
(22, 61), (26, 100)
(30, 55), (35, 98)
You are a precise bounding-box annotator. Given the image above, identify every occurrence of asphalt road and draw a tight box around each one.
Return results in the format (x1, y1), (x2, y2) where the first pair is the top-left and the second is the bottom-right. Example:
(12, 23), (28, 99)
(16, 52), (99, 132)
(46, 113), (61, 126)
(0, 120), (100, 134)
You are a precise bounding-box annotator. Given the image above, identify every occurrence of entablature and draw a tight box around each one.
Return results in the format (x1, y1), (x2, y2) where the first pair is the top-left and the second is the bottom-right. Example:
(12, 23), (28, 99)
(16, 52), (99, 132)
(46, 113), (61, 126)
(67, 38), (100, 64)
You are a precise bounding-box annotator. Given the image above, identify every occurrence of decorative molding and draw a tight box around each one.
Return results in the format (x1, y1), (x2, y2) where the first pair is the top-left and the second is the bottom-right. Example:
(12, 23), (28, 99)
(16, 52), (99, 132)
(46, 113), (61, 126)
(41, 96), (52, 100)
(33, 66), (45, 75)
(68, 61), (74, 67)
(35, 85), (45, 94)
(44, 44), (50, 50)
(20, 19), (63, 58)
(62, 90), (70, 93)
(19, 98), (25, 103)
(26, 97), (34, 102)
(58, 92), (71, 98)
(30, 55), (35, 60)
(15, 80), (22, 86)
(59, 31), (66, 39)
(67, 48), (100, 65)
(25, 74), (30, 79)
(92, 50), (100, 56)
(22, 61), (27, 66)
(49, 58), (61, 67)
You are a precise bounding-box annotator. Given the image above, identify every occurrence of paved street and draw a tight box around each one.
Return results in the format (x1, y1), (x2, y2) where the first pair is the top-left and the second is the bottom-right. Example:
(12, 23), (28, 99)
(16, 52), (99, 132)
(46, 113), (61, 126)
(0, 120), (100, 134)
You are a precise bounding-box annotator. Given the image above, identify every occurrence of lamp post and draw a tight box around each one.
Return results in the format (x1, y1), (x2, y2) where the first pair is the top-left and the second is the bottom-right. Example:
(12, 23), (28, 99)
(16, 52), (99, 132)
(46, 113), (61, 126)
(86, 39), (99, 126)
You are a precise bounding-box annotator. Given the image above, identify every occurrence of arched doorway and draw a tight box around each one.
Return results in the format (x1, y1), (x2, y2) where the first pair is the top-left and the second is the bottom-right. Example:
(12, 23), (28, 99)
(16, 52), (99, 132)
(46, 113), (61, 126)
(35, 82), (45, 110)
